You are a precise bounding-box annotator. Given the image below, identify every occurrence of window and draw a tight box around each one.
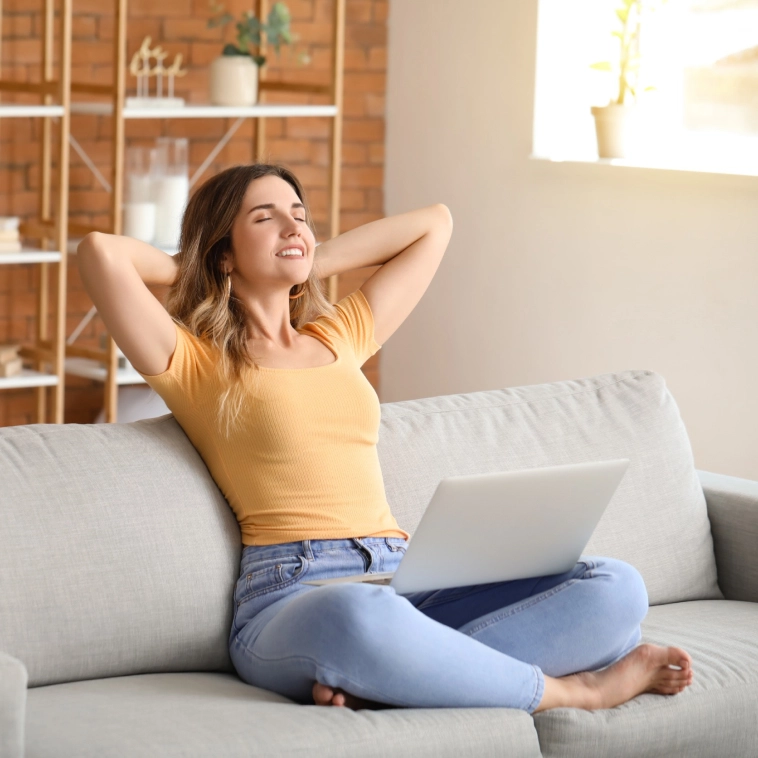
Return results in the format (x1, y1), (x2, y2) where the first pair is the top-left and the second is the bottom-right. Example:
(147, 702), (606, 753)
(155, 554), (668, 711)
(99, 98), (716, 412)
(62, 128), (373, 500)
(533, 0), (758, 176)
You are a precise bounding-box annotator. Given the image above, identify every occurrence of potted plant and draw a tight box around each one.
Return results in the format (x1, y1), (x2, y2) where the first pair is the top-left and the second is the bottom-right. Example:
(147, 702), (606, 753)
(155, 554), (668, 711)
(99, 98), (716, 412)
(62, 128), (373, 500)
(589, 0), (666, 158)
(206, 1), (310, 106)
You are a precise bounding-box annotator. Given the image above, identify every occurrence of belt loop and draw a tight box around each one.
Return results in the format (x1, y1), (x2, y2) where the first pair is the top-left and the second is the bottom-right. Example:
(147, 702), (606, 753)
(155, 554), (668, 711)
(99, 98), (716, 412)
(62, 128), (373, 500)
(302, 540), (314, 561)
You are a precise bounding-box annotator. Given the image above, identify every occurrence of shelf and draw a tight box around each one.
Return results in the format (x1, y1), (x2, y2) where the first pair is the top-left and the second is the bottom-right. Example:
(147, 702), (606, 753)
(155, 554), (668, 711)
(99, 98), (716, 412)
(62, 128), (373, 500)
(0, 246), (63, 264)
(65, 357), (146, 385)
(0, 368), (60, 390)
(69, 102), (339, 119)
(0, 104), (65, 118)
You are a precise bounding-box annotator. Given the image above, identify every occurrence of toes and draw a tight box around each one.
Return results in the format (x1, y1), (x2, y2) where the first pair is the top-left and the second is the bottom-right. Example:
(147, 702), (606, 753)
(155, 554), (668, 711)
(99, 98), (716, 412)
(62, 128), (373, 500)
(668, 646), (692, 669)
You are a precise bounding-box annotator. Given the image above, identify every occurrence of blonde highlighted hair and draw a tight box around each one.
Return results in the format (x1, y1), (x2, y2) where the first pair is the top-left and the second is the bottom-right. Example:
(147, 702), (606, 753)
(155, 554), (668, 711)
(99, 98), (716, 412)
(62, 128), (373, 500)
(165, 163), (336, 438)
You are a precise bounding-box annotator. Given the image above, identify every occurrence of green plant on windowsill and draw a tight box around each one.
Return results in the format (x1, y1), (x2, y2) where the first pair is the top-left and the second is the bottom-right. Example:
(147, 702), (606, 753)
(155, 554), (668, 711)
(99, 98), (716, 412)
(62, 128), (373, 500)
(588, 0), (667, 158)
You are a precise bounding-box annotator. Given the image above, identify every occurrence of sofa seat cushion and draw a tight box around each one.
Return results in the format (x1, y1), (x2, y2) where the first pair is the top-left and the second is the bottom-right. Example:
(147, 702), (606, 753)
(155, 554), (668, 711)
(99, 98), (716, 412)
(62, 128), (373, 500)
(26, 672), (543, 758)
(533, 600), (758, 758)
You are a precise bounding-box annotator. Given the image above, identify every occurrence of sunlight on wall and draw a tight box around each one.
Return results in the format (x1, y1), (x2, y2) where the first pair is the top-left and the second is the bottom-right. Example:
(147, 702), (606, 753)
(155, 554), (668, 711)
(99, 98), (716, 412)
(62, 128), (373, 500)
(533, 0), (758, 175)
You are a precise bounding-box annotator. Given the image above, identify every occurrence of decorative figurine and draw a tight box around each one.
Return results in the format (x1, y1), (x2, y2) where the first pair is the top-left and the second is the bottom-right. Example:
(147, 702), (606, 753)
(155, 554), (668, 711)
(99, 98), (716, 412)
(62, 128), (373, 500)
(126, 36), (187, 109)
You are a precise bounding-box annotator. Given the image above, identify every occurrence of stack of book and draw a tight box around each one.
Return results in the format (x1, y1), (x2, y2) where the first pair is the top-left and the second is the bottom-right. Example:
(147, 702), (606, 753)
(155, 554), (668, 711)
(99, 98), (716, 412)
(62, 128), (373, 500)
(0, 343), (23, 378)
(0, 217), (22, 253)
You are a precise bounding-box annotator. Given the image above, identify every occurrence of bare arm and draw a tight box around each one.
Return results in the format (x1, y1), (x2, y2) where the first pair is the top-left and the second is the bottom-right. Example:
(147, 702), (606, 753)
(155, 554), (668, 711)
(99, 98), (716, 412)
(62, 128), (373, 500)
(81, 233), (180, 287)
(314, 205), (446, 280)
(76, 233), (180, 376)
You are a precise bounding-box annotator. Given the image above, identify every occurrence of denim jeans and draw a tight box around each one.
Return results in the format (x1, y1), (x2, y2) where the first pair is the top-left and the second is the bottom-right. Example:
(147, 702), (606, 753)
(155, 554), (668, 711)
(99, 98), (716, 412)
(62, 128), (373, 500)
(228, 537), (648, 714)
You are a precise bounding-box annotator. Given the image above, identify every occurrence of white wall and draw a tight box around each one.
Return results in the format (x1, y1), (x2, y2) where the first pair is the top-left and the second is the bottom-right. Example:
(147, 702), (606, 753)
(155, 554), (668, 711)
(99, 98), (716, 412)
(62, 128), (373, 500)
(382, 0), (758, 481)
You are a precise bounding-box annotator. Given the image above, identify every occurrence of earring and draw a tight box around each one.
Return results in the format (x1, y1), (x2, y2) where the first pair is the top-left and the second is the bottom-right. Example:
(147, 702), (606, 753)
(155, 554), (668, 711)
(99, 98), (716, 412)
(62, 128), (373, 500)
(225, 273), (232, 301)
(289, 283), (306, 300)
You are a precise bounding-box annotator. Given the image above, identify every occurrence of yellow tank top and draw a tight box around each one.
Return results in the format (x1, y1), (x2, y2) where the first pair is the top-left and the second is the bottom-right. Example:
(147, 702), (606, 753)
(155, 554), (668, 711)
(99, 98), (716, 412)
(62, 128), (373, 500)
(138, 289), (409, 546)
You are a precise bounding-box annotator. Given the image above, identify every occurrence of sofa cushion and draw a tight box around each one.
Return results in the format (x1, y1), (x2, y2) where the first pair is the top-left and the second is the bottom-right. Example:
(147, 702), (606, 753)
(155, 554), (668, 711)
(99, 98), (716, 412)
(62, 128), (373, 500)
(24, 672), (543, 758)
(0, 417), (241, 687)
(376, 369), (722, 606)
(533, 599), (758, 758)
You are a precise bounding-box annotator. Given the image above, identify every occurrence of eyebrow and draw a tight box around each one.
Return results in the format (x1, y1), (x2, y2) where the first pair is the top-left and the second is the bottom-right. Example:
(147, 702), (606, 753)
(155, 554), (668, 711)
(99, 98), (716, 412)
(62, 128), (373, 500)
(247, 202), (305, 214)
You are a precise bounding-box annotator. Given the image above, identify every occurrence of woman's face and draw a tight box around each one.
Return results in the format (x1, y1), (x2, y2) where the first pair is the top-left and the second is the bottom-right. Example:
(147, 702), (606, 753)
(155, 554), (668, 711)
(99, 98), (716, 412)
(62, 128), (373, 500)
(226, 175), (316, 293)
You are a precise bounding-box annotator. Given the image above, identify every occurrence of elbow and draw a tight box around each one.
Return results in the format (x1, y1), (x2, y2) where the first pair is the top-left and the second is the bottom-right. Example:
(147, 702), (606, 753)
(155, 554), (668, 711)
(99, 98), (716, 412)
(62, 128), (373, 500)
(434, 203), (453, 230)
(78, 232), (102, 257)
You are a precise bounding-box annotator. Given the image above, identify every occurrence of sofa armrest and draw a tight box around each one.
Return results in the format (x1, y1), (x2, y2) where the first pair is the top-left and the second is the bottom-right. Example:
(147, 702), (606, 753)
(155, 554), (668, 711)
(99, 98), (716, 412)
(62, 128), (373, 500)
(698, 469), (758, 603)
(0, 651), (27, 758)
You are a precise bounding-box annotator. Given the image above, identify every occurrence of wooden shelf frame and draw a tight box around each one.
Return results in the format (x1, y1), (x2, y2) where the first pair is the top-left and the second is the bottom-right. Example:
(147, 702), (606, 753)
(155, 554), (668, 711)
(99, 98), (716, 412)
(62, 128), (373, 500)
(65, 0), (346, 423)
(0, 0), (72, 423)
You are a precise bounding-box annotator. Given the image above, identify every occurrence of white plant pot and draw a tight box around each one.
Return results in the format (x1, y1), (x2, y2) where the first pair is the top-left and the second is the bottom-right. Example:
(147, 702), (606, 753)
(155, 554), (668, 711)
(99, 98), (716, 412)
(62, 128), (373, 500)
(591, 104), (635, 159)
(209, 55), (259, 106)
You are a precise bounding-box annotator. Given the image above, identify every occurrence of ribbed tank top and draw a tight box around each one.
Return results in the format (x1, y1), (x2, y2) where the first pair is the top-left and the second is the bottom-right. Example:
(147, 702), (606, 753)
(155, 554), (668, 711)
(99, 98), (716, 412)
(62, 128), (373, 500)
(138, 289), (409, 546)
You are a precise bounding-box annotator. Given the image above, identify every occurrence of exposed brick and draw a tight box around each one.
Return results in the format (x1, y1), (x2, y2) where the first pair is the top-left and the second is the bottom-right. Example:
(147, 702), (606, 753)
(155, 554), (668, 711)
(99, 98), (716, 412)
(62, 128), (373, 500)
(71, 41), (117, 67)
(367, 46), (386, 70)
(164, 17), (224, 42)
(266, 138), (313, 163)
(342, 93), (368, 117)
(343, 117), (384, 142)
(373, 1), (388, 23)
(72, 16), (98, 39)
(368, 141), (384, 164)
(285, 117), (331, 140)
(346, 24), (385, 48)
(130, 0), (193, 17)
(340, 210), (383, 230)
(4, 14), (33, 38)
(343, 47), (368, 71)
(344, 71), (385, 93)
(346, 1), (373, 23)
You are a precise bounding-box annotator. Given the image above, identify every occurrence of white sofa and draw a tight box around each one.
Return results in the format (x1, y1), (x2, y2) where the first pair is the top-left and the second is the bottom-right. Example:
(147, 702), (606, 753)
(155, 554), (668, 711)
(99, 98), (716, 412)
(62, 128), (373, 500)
(1, 368), (756, 757)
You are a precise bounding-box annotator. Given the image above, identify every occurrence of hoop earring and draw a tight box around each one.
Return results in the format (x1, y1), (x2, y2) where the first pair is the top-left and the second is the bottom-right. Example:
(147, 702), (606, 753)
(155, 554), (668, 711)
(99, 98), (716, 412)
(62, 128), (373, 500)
(289, 283), (306, 300)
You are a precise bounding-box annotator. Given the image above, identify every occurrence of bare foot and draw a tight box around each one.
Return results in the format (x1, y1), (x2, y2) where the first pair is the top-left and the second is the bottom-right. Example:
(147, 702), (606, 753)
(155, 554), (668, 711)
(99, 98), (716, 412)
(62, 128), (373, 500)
(534, 643), (694, 713)
(312, 681), (392, 710)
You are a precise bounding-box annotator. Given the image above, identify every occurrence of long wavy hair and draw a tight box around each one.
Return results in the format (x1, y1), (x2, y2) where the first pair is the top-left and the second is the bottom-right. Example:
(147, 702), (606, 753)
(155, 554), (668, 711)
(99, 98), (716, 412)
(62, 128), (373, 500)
(165, 163), (336, 438)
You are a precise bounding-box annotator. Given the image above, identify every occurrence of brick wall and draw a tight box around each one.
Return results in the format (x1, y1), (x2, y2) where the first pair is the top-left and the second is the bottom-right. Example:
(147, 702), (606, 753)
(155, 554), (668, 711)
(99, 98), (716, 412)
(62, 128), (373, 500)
(0, 0), (387, 425)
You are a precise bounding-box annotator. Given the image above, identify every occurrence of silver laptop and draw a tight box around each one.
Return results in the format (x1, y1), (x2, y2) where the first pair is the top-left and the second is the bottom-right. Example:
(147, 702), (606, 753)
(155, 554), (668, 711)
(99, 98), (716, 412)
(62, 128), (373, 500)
(302, 459), (631, 594)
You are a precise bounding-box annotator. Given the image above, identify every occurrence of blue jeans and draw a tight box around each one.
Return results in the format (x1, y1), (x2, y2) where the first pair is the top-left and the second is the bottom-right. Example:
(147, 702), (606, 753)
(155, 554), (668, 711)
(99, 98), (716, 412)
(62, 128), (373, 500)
(228, 537), (648, 714)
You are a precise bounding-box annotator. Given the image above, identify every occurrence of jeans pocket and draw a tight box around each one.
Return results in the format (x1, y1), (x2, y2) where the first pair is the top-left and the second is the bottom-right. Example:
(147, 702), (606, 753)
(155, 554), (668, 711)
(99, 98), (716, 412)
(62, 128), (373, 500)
(235, 554), (310, 609)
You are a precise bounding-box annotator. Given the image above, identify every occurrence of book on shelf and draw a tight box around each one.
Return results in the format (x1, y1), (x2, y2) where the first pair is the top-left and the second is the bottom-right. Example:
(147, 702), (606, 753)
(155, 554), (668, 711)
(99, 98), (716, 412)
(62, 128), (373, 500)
(0, 357), (23, 378)
(0, 240), (23, 252)
(0, 343), (21, 363)
(0, 216), (20, 232)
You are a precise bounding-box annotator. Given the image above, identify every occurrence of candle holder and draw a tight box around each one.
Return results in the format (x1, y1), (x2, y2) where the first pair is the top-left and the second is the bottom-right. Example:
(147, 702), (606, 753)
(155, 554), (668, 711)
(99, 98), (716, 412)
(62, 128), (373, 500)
(123, 146), (158, 243)
(152, 138), (189, 251)
(127, 36), (187, 109)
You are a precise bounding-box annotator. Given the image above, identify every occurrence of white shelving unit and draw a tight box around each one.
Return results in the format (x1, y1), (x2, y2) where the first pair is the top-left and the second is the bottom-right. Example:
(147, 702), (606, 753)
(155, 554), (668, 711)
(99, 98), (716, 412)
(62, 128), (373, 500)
(0, 0), (72, 422)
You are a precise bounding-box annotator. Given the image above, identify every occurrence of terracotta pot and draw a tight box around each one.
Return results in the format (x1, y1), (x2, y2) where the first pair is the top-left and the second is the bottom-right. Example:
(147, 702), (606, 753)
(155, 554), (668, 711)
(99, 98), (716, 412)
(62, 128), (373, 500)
(209, 55), (259, 106)
(591, 104), (635, 159)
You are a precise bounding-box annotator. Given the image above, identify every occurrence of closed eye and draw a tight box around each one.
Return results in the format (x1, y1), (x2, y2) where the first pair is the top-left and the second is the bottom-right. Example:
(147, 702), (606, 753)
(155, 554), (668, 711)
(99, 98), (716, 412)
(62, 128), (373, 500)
(256, 218), (306, 223)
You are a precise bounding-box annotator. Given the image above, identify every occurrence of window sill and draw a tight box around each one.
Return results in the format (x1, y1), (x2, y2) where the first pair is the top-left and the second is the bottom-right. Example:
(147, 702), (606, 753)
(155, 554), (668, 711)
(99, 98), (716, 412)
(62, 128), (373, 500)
(529, 153), (758, 182)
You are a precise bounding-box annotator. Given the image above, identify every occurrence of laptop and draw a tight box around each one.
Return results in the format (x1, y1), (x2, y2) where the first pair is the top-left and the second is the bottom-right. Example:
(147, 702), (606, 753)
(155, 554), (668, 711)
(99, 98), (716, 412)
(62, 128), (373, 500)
(302, 458), (631, 594)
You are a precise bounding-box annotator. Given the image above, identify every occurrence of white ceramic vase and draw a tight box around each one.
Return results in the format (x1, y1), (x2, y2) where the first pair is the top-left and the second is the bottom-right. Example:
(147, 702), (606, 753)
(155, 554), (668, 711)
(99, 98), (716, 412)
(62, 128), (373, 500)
(591, 104), (635, 159)
(209, 55), (259, 106)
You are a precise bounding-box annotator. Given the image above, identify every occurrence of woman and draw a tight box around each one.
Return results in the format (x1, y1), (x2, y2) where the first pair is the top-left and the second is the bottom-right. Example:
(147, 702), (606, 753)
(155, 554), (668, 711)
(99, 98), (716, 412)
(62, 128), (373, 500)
(78, 162), (694, 713)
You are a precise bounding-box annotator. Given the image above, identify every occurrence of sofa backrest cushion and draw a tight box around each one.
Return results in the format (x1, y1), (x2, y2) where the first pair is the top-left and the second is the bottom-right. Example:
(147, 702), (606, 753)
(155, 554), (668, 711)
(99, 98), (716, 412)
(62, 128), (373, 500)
(0, 416), (240, 688)
(376, 369), (722, 606)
